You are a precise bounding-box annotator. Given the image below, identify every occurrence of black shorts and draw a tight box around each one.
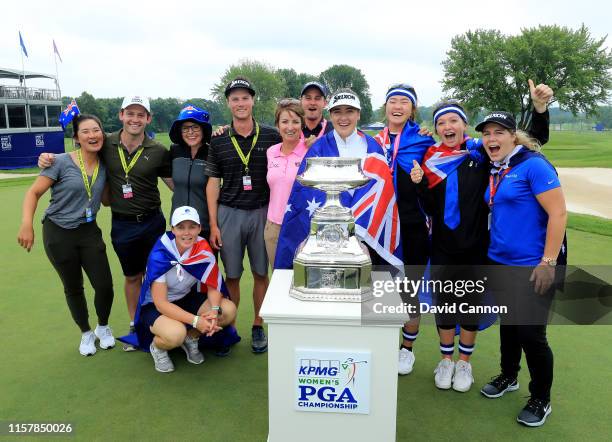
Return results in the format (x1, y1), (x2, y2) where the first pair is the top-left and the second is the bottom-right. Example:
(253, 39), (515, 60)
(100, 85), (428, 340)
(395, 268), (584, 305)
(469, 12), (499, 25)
(136, 290), (206, 350)
(111, 211), (166, 276)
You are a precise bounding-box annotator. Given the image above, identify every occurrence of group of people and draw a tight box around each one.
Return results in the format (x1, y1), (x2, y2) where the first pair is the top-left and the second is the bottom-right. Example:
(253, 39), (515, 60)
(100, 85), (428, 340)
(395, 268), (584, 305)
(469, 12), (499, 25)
(18, 75), (566, 427)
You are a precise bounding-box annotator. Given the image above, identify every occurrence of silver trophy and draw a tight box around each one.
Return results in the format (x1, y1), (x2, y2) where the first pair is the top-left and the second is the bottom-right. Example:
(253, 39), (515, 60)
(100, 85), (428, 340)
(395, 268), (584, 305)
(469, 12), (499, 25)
(290, 157), (373, 302)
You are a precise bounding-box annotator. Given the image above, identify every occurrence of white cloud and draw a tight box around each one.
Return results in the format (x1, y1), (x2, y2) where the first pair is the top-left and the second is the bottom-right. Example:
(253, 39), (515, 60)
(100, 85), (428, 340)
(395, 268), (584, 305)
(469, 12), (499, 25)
(1, 0), (609, 112)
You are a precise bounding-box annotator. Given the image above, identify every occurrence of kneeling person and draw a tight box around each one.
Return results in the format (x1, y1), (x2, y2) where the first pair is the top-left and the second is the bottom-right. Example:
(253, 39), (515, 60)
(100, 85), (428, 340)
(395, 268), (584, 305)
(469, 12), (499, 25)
(137, 206), (236, 373)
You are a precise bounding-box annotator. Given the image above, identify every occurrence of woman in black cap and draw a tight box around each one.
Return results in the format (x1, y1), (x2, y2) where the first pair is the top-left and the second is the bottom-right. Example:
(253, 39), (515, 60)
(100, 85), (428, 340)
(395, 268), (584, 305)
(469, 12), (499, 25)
(476, 111), (566, 427)
(168, 104), (213, 239)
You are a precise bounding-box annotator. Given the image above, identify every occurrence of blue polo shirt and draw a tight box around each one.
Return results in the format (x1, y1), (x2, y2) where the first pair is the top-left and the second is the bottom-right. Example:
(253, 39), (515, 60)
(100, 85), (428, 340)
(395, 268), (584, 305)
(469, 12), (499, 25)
(485, 156), (560, 265)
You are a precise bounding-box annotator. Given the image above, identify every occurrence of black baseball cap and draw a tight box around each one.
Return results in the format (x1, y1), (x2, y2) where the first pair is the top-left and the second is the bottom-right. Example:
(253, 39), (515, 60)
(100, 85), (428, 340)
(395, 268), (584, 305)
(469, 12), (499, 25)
(300, 81), (329, 98)
(224, 77), (256, 98)
(475, 111), (517, 132)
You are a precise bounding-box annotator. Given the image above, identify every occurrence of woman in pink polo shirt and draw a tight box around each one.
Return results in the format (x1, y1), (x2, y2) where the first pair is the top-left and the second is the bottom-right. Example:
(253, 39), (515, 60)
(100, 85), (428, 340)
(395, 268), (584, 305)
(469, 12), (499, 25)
(265, 99), (308, 265)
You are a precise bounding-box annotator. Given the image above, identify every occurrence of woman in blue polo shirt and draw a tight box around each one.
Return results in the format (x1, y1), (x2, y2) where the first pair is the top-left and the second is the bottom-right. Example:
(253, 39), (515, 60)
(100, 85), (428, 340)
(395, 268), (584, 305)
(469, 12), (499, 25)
(476, 111), (567, 427)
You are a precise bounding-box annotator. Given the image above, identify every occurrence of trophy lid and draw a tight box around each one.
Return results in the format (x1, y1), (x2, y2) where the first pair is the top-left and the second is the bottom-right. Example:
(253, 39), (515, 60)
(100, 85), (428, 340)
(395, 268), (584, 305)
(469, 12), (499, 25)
(297, 157), (370, 191)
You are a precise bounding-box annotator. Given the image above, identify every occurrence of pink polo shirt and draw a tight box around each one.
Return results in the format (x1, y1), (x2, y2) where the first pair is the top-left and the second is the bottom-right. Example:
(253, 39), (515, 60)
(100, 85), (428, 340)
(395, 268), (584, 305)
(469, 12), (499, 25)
(266, 140), (308, 224)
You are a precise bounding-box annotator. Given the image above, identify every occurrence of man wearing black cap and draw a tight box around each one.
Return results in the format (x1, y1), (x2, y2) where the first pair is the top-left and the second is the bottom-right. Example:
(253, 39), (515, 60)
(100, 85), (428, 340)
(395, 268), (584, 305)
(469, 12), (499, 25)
(300, 81), (333, 142)
(205, 77), (281, 354)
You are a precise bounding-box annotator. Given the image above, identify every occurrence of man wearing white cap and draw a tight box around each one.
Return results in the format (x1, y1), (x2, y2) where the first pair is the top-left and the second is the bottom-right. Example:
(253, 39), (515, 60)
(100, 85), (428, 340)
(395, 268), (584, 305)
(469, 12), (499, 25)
(39, 95), (173, 351)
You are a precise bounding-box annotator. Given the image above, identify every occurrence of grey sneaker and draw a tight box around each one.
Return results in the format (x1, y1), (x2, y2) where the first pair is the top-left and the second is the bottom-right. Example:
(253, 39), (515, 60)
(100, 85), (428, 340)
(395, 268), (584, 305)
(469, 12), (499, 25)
(181, 335), (205, 364)
(481, 373), (519, 398)
(517, 397), (552, 427)
(251, 327), (268, 353)
(434, 359), (455, 389)
(122, 325), (137, 352)
(150, 343), (175, 373)
(94, 324), (115, 350)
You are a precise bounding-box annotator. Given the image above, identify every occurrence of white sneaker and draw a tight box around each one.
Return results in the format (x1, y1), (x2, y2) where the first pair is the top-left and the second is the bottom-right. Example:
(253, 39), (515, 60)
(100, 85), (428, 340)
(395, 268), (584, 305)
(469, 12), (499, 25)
(181, 335), (205, 365)
(434, 359), (455, 389)
(94, 324), (115, 350)
(79, 331), (97, 356)
(150, 343), (175, 373)
(398, 348), (415, 375)
(452, 360), (474, 392)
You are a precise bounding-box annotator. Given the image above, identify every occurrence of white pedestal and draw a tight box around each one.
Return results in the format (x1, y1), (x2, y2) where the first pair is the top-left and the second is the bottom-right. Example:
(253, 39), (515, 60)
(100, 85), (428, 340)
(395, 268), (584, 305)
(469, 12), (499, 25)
(260, 270), (407, 442)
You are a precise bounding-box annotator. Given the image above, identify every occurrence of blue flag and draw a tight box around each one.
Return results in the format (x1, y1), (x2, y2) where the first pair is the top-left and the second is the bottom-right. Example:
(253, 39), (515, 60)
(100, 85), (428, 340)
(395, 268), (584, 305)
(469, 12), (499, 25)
(274, 130), (403, 269)
(58, 99), (80, 130)
(19, 31), (28, 57)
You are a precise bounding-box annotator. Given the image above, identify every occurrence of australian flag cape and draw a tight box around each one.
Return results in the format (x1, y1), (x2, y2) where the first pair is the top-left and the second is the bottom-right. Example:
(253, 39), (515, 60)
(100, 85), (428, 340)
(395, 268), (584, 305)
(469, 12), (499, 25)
(274, 130), (403, 269)
(118, 232), (240, 351)
(493, 146), (568, 266)
(373, 121), (435, 189)
(420, 137), (487, 229)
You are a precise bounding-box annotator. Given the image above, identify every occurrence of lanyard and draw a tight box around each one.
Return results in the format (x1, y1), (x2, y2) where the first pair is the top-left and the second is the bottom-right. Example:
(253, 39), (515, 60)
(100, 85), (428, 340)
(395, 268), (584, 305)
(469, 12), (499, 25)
(76, 149), (99, 201)
(488, 168), (512, 207)
(316, 119), (327, 140)
(229, 122), (260, 174)
(117, 145), (144, 181)
(381, 127), (401, 173)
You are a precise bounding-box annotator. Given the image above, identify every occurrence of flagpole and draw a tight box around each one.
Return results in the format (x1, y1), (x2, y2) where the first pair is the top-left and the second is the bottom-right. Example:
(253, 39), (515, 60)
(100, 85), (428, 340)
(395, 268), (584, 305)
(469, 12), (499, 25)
(53, 43), (61, 96)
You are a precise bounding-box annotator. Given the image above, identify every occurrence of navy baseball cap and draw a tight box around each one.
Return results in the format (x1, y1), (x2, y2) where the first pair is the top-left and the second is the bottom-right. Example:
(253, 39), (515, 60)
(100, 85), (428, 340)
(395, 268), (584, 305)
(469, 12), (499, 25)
(300, 81), (329, 98)
(475, 111), (517, 132)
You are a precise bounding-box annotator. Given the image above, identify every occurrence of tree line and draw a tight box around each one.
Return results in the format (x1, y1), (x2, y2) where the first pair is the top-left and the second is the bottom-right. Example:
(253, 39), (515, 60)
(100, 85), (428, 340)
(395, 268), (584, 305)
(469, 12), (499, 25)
(63, 24), (611, 136)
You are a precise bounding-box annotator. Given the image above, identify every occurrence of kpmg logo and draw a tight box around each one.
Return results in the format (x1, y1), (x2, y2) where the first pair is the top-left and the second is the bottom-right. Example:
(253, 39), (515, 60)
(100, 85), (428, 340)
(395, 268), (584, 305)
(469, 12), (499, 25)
(1, 135), (12, 151)
(295, 350), (371, 414)
(35, 134), (45, 147)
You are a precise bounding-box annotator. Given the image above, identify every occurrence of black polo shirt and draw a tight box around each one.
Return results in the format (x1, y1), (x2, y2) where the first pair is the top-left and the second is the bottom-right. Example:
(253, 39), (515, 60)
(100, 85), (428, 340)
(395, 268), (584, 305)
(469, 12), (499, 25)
(302, 118), (333, 139)
(205, 120), (281, 210)
(170, 143), (210, 235)
(102, 131), (171, 216)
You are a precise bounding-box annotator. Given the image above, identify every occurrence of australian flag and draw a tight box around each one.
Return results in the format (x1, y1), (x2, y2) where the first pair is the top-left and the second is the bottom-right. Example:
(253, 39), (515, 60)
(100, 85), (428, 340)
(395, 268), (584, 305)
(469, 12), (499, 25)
(373, 120), (435, 188)
(421, 138), (486, 229)
(58, 99), (80, 130)
(119, 232), (239, 351)
(274, 130), (403, 269)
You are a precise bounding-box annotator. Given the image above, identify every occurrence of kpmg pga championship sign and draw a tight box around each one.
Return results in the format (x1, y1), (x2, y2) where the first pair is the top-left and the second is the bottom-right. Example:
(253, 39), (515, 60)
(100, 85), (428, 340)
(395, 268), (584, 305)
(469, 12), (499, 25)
(295, 349), (371, 414)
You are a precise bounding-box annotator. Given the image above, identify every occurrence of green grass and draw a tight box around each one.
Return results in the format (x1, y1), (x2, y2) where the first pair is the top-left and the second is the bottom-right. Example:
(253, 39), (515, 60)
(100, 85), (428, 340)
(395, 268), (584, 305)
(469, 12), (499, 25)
(542, 131), (612, 168)
(2, 165), (612, 440)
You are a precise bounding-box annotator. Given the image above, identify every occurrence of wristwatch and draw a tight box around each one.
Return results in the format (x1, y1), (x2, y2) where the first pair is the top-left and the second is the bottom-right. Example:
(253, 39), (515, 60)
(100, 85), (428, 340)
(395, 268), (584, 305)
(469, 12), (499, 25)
(541, 257), (557, 266)
(212, 305), (223, 316)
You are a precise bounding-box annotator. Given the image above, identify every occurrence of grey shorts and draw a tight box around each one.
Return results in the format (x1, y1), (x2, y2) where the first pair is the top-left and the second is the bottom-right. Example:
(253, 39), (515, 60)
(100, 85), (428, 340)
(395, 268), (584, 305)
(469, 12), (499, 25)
(218, 204), (268, 279)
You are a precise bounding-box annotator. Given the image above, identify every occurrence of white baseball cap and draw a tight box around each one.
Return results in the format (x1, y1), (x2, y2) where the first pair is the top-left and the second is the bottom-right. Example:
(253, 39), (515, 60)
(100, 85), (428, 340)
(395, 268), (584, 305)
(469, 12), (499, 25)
(171, 206), (200, 227)
(328, 89), (361, 111)
(121, 95), (151, 113)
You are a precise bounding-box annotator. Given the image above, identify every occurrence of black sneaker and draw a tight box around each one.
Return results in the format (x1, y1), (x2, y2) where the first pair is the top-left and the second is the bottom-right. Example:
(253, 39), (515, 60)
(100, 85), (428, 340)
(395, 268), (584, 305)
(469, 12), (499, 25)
(251, 327), (268, 353)
(214, 345), (231, 357)
(517, 397), (552, 427)
(480, 373), (519, 398)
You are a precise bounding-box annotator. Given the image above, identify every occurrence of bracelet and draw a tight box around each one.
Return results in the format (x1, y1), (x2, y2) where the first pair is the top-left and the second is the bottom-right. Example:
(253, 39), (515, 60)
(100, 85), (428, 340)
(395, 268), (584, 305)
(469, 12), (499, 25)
(192, 315), (199, 328)
(211, 305), (221, 311)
